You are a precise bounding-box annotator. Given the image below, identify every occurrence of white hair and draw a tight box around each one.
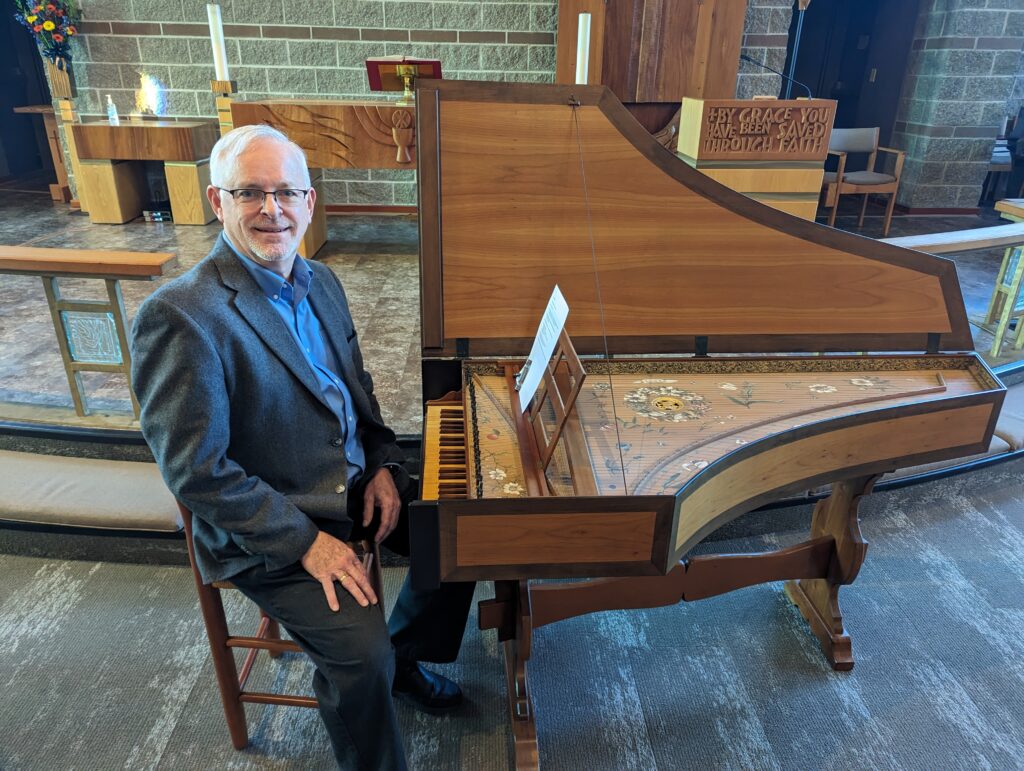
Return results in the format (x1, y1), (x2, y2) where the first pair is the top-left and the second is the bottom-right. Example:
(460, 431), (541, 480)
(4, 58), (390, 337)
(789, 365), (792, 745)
(208, 124), (311, 188)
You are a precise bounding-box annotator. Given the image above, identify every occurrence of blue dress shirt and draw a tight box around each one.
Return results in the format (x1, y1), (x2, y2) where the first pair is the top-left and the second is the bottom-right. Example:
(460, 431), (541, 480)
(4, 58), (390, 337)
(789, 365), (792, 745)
(225, 237), (366, 484)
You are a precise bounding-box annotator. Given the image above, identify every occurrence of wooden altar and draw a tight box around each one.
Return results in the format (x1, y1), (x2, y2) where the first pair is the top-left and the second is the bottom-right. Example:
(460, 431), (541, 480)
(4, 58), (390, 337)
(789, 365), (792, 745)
(71, 120), (218, 225)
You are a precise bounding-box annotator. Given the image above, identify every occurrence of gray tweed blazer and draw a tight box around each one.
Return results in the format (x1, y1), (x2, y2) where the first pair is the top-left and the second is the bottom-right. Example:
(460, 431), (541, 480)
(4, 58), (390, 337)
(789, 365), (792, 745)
(130, 235), (404, 583)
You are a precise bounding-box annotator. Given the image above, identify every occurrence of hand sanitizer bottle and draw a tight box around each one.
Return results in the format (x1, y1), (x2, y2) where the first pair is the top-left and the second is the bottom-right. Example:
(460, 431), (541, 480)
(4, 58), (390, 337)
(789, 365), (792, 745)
(106, 95), (120, 126)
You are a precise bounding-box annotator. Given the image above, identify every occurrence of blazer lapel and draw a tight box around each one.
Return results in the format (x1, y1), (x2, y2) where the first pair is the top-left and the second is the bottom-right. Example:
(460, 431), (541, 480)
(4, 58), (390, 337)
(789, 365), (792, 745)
(307, 273), (377, 420)
(212, 240), (331, 410)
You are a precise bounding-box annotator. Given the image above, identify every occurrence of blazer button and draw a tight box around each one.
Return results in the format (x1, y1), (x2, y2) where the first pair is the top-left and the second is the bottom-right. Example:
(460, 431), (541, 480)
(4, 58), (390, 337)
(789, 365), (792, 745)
(335, 484), (346, 494)
(331, 438), (343, 447)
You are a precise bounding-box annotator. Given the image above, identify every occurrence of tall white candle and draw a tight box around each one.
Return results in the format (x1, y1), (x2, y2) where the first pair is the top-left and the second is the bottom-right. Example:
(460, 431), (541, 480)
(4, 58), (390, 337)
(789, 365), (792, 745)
(206, 4), (230, 82)
(575, 13), (591, 85)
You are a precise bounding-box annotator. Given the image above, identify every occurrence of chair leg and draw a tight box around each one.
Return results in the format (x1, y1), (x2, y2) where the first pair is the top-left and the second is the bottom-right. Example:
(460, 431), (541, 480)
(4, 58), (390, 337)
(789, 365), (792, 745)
(262, 609), (284, 658)
(195, 582), (249, 750)
(858, 194), (869, 228)
(828, 194), (839, 228)
(882, 191), (897, 237)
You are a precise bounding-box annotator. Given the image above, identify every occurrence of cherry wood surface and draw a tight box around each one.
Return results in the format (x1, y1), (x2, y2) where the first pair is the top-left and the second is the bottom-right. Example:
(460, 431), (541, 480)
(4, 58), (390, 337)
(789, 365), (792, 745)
(72, 121), (218, 162)
(418, 81), (971, 354)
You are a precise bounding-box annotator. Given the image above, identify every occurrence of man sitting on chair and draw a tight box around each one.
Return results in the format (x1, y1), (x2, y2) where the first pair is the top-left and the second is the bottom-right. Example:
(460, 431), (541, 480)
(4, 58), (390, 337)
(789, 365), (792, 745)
(130, 124), (474, 770)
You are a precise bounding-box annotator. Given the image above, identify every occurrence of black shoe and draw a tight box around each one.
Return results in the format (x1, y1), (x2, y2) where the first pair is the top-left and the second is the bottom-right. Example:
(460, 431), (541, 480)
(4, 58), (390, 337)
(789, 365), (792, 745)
(392, 659), (463, 713)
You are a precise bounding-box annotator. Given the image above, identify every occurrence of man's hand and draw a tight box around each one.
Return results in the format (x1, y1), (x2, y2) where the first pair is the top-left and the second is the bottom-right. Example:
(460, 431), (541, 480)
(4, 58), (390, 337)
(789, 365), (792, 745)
(301, 531), (377, 611)
(362, 467), (401, 543)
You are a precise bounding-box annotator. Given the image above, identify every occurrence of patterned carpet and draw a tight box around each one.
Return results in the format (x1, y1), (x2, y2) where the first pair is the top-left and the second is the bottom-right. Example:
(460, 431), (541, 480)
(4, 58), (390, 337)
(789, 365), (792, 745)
(3, 454), (1024, 770)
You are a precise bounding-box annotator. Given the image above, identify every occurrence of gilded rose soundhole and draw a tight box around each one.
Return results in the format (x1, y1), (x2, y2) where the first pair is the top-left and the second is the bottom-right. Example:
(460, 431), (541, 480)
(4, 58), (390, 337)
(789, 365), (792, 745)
(652, 396), (685, 411)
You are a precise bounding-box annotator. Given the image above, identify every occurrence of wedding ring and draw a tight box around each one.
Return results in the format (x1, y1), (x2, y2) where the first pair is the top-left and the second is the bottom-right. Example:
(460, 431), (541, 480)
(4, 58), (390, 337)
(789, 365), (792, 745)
(339, 573), (349, 582)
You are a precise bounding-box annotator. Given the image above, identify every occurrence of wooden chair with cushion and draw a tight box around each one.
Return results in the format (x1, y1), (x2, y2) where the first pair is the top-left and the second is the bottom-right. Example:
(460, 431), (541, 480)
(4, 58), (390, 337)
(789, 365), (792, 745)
(178, 502), (383, 749)
(821, 127), (905, 237)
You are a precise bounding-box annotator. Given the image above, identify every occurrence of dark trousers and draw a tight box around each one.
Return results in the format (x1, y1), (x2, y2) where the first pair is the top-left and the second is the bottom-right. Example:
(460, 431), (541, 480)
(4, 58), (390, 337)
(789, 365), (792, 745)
(230, 473), (475, 770)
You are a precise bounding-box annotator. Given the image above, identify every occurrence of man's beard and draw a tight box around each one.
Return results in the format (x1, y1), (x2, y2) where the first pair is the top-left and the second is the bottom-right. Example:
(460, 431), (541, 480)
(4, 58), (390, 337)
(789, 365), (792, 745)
(243, 221), (295, 263)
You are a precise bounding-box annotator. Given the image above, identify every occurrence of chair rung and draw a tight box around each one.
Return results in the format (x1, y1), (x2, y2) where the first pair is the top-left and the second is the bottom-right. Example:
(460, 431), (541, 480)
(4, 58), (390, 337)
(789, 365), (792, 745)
(227, 636), (302, 653)
(240, 692), (318, 708)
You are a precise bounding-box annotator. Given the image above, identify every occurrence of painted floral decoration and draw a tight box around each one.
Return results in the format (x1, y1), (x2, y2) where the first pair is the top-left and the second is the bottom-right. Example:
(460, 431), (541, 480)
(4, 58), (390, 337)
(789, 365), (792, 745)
(849, 376), (892, 391)
(623, 386), (711, 422)
(14, 0), (81, 64)
(502, 482), (525, 496)
(808, 384), (837, 394)
(488, 468), (507, 481)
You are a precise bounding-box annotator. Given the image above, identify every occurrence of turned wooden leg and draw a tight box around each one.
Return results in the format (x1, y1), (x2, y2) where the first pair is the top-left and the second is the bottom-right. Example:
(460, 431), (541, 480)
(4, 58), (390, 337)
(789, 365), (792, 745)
(195, 582), (249, 748)
(263, 609), (284, 659)
(784, 474), (878, 671)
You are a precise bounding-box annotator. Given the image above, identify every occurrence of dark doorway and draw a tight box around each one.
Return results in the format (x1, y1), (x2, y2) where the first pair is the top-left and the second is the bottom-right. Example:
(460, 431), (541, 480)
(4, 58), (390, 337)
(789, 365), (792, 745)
(781, 0), (921, 144)
(1, 11), (52, 182)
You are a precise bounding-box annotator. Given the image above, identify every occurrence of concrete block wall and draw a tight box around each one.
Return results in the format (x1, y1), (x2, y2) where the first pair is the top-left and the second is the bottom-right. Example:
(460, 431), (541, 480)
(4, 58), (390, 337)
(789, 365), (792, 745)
(61, 0), (786, 206)
(893, 0), (1024, 210)
(1008, 48), (1024, 120)
(735, 0), (794, 100)
(67, 0), (560, 206)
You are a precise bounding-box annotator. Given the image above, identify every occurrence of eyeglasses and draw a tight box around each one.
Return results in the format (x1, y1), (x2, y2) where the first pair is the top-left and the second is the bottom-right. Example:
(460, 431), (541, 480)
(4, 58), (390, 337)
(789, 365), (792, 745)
(215, 187), (311, 208)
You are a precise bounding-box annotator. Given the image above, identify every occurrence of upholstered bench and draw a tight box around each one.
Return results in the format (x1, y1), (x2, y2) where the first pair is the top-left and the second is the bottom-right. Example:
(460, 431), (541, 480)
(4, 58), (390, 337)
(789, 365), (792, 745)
(0, 449), (181, 532)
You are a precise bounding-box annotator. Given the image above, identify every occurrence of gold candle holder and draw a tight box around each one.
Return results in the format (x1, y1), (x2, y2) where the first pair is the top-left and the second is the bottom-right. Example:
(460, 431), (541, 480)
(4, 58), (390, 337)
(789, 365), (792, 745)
(211, 80), (238, 136)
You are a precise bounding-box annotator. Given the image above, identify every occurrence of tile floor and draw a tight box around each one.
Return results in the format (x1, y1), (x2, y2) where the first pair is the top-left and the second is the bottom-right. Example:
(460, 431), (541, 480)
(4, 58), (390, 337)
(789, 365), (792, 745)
(0, 185), (1018, 436)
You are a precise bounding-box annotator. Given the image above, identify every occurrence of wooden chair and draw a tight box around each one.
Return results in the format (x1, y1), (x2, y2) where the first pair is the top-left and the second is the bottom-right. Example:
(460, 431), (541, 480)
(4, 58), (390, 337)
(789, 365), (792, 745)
(821, 127), (905, 237)
(179, 503), (383, 749)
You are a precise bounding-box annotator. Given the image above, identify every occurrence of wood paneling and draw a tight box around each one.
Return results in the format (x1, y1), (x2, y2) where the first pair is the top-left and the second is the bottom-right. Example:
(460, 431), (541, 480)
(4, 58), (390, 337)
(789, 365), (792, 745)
(0, 245), (176, 279)
(598, 0), (745, 104)
(230, 100), (416, 169)
(457, 511), (656, 566)
(554, 0), (606, 85)
(73, 121), (217, 162)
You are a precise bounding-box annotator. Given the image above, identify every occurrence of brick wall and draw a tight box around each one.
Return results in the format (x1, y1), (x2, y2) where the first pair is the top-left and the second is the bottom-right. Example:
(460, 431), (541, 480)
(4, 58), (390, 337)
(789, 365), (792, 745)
(61, 0), (787, 206)
(893, 1), (1024, 210)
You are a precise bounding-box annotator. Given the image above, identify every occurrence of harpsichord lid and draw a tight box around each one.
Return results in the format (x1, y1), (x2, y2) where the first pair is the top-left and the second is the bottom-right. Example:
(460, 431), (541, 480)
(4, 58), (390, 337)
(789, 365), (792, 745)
(416, 80), (971, 357)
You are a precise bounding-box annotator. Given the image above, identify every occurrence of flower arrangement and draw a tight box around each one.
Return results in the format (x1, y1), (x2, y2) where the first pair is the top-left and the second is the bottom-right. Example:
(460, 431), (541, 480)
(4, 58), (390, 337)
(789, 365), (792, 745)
(13, 0), (81, 66)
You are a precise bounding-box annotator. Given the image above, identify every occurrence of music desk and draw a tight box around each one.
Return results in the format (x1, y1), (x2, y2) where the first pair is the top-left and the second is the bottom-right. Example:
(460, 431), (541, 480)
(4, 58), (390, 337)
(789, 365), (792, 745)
(71, 120), (219, 226)
(230, 99), (416, 258)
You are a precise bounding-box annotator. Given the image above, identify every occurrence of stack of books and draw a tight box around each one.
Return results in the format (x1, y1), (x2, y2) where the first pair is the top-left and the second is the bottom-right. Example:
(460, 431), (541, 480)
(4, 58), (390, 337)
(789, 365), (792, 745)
(143, 209), (173, 223)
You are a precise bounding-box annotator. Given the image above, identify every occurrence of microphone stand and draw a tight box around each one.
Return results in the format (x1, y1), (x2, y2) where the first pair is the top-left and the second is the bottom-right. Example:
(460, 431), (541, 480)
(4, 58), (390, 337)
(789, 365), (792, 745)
(739, 53), (813, 99)
(786, 0), (813, 99)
